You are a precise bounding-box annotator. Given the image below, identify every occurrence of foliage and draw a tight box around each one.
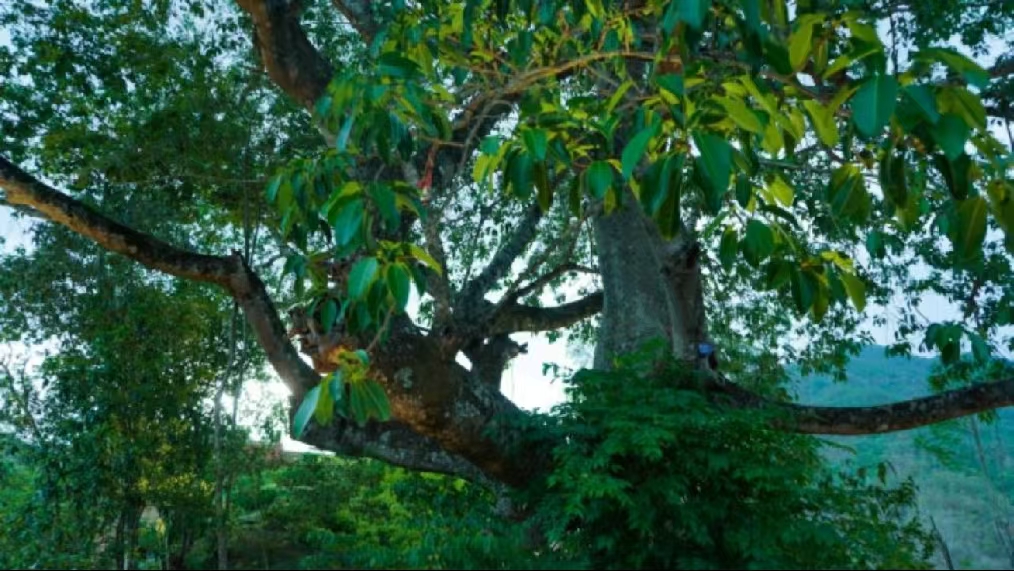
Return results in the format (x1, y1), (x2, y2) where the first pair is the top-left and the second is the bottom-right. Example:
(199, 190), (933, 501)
(525, 346), (934, 570)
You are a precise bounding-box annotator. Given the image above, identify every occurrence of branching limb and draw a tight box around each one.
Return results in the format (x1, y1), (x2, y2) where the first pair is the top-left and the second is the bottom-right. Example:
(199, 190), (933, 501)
(488, 293), (604, 336)
(458, 204), (543, 310)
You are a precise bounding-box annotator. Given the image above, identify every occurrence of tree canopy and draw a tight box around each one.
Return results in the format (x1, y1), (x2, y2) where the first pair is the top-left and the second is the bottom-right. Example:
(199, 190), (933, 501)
(2, 0), (1014, 562)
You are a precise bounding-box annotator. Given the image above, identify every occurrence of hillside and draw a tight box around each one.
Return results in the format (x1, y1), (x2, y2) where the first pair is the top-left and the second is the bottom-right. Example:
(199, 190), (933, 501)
(792, 347), (1014, 570)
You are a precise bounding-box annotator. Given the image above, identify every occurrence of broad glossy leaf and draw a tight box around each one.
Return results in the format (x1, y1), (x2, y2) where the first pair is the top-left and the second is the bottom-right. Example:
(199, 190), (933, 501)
(851, 75), (897, 138)
(622, 126), (655, 180)
(522, 128), (548, 161)
(743, 219), (775, 266)
(378, 52), (421, 79)
(788, 19), (815, 72)
(369, 184), (399, 230)
(717, 97), (765, 134)
(827, 165), (870, 222)
(969, 331), (991, 363)
(348, 257), (379, 300)
(363, 380), (391, 422)
(903, 85), (940, 124)
(387, 263), (411, 312)
(293, 385), (321, 438)
(802, 100), (839, 147)
(930, 114), (970, 161)
(333, 198), (365, 246)
(507, 151), (534, 199)
(933, 153), (972, 200)
(693, 132), (732, 201)
(940, 86), (987, 130)
(586, 161), (614, 200)
(535, 161), (553, 212)
(656, 73), (684, 97)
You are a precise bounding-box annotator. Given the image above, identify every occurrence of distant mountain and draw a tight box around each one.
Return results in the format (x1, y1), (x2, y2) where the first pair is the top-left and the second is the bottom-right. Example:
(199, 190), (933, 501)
(791, 346), (1014, 570)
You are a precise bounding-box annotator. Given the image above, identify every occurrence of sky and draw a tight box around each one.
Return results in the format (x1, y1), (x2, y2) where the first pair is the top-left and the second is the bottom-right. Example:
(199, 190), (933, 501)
(1, 10), (1011, 451)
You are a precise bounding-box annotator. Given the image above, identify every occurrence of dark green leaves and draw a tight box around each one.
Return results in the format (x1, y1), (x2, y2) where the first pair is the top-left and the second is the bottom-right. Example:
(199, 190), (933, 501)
(332, 198), (365, 246)
(851, 75), (897, 138)
(622, 126), (656, 180)
(585, 161), (615, 200)
(693, 133), (732, 213)
(348, 257), (379, 299)
(377, 52), (421, 79)
(676, 0), (712, 30)
(387, 263), (411, 312)
(743, 219), (775, 266)
(930, 114), (970, 161)
(827, 164), (870, 222)
(506, 151), (534, 199)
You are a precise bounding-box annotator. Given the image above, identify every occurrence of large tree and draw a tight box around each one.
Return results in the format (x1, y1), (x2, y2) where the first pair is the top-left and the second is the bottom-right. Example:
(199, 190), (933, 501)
(2, 0), (1013, 492)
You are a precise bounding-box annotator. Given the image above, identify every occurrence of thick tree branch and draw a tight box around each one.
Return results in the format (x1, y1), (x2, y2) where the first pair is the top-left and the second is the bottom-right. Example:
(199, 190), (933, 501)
(1, 156), (320, 399)
(302, 417), (495, 485)
(1, 157), (541, 487)
(706, 374), (1014, 435)
(488, 293), (604, 336)
(237, 0), (334, 109)
(330, 0), (383, 44)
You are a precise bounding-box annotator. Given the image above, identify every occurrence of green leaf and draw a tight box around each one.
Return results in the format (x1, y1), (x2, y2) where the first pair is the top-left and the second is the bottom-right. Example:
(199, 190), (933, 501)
(933, 153), (972, 200)
(409, 244), (443, 275)
(940, 87), (987, 130)
(622, 126), (655, 180)
(790, 267), (817, 313)
(719, 227), (738, 271)
(930, 114), (970, 161)
(916, 48), (991, 89)
(265, 175), (283, 203)
(355, 349), (370, 365)
(377, 52), (420, 79)
(507, 151), (534, 199)
(333, 197), (365, 246)
(802, 100), (839, 147)
(314, 94), (333, 119)
(743, 219), (775, 266)
(387, 263), (411, 312)
(656, 73), (684, 97)
(292, 385), (321, 438)
(789, 19), (815, 72)
(678, 0), (712, 29)
(767, 175), (794, 207)
(522, 128), (548, 161)
(348, 257), (379, 300)
(827, 164), (871, 222)
(321, 298), (338, 333)
(736, 174), (753, 207)
(851, 74), (898, 138)
(903, 85), (940, 124)
(839, 272), (866, 312)
(949, 196), (987, 265)
(693, 132), (732, 200)
(717, 98), (765, 134)
(585, 161), (614, 200)
(480, 135), (502, 155)
(369, 184), (400, 230)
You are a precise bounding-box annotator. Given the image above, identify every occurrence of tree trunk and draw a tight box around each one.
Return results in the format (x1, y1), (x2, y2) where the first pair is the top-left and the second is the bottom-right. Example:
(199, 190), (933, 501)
(593, 192), (709, 370)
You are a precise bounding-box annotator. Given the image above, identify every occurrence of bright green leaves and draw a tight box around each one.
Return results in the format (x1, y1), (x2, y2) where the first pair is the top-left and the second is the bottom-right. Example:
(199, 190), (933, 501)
(839, 271), (867, 313)
(292, 349), (392, 437)
(789, 14), (824, 72)
(693, 133), (732, 214)
(948, 196), (988, 266)
(826, 164), (870, 222)
(743, 219), (775, 266)
(851, 74), (897, 139)
(802, 100), (838, 148)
